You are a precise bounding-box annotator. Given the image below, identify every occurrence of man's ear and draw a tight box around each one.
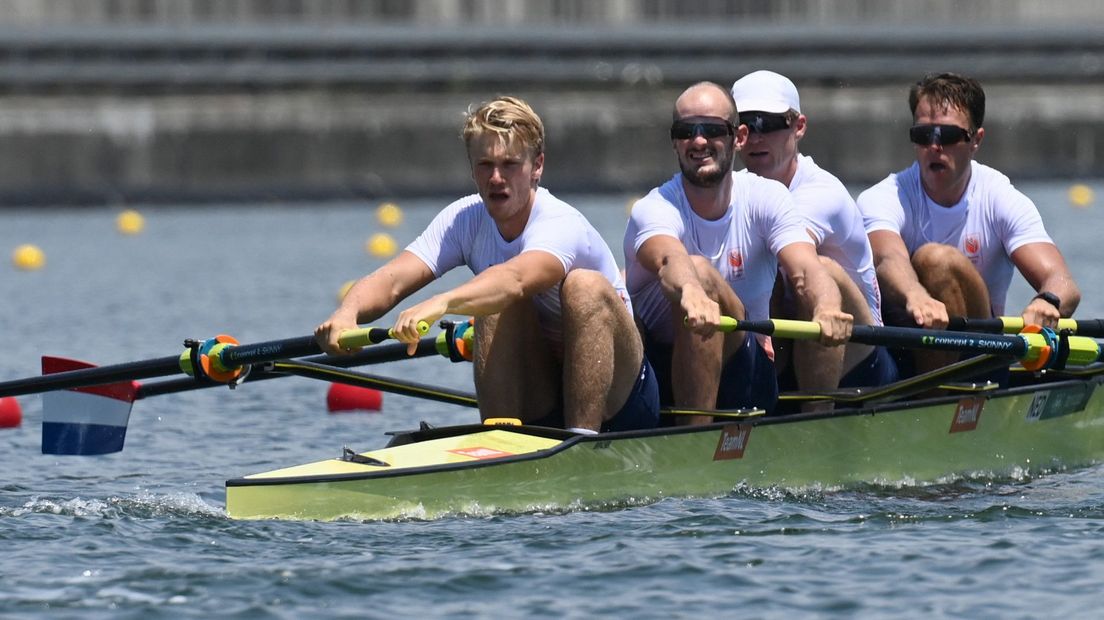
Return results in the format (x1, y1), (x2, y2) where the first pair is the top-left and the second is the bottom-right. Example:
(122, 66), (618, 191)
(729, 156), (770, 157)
(972, 127), (985, 151)
(531, 152), (545, 183)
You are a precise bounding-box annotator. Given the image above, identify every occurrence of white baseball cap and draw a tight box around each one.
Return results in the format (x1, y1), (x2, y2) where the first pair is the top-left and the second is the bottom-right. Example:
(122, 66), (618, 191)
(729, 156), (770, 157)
(731, 70), (801, 114)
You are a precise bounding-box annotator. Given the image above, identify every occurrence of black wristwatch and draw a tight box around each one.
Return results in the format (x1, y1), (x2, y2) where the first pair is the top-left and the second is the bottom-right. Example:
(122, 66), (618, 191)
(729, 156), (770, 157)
(1033, 291), (1061, 310)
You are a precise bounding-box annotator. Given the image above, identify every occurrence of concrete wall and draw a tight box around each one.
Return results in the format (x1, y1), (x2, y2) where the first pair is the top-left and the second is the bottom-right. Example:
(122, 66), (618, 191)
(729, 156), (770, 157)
(0, 2), (1101, 205)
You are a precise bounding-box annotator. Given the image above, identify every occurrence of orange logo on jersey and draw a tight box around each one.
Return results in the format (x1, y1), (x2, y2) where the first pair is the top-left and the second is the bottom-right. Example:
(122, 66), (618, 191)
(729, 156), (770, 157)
(728, 250), (745, 278)
(963, 234), (981, 262)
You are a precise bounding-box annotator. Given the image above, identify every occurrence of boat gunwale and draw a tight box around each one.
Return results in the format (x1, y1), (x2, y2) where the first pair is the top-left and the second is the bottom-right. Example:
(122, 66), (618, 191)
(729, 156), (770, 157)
(226, 373), (1103, 489)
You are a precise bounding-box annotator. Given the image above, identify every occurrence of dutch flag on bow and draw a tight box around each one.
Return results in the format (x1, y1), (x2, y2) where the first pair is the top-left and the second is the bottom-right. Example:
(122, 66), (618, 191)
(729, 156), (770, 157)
(41, 356), (138, 455)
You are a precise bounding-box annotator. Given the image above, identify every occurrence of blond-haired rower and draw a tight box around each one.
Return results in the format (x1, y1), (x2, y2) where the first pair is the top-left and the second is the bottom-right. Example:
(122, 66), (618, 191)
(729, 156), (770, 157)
(317, 96), (659, 434)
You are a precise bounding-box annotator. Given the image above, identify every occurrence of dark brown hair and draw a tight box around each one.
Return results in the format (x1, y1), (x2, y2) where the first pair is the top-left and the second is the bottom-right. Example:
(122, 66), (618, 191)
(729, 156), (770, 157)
(908, 72), (985, 130)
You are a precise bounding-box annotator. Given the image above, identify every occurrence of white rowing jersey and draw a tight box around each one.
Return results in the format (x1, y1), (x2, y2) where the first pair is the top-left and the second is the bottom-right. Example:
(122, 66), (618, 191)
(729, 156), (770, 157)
(624, 170), (812, 344)
(790, 154), (883, 325)
(857, 160), (1053, 316)
(406, 187), (631, 342)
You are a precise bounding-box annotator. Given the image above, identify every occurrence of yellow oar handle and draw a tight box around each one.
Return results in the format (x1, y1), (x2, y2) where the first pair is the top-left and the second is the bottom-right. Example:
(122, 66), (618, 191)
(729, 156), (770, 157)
(710, 316), (822, 339)
(338, 320), (429, 348)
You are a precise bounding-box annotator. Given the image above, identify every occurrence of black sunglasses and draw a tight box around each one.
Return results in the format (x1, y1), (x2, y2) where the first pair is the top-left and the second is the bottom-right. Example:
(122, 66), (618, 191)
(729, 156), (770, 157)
(909, 124), (973, 146)
(670, 120), (735, 140)
(739, 112), (791, 134)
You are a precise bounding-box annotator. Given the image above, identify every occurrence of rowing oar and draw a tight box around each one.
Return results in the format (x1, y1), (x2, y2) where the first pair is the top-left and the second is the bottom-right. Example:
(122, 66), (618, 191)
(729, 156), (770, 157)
(135, 336), (442, 398)
(716, 317), (1103, 371)
(947, 316), (1104, 337)
(0, 321), (430, 398)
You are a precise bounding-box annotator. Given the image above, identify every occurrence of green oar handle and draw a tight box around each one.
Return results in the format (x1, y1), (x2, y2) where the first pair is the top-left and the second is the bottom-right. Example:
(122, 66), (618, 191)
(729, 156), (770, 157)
(337, 321), (430, 348)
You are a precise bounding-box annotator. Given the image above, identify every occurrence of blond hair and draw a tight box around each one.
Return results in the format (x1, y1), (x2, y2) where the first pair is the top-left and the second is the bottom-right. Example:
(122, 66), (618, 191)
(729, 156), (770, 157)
(462, 96), (545, 159)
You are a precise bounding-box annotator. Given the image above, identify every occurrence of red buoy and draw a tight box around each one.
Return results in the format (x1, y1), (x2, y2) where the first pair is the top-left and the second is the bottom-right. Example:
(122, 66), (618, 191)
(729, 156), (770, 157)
(326, 383), (383, 413)
(0, 397), (22, 428)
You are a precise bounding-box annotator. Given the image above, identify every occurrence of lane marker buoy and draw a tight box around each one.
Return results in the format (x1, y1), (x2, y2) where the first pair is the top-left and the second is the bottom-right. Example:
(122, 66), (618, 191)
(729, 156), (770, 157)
(12, 244), (45, 270)
(326, 383), (383, 413)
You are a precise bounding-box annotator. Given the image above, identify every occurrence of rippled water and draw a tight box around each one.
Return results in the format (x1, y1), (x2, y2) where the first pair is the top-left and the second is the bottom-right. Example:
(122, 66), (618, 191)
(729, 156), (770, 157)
(4, 184), (1104, 617)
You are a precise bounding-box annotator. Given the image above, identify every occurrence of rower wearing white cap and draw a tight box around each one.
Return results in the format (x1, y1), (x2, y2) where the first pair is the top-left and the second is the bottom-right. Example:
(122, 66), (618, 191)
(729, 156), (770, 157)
(731, 70), (897, 404)
(624, 81), (853, 423)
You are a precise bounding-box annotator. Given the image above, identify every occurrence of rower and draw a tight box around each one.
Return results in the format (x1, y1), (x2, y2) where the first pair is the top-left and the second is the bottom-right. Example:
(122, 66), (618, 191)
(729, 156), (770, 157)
(316, 96), (659, 434)
(857, 72), (1081, 378)
(623, 81), (852, 423)
(731, 70), (898, 407)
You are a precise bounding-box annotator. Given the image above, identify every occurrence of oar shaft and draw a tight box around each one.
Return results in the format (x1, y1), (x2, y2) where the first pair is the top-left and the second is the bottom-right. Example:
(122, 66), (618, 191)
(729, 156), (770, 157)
(0, 322), (429, 398)
(216, 324), (424, 369)
(137, 336), (441, 399)
(848, 325), (1028, 357)
(947, 316), (1104, 337)
(717, 317), (1104, 365)
(0, 355), (182, 397)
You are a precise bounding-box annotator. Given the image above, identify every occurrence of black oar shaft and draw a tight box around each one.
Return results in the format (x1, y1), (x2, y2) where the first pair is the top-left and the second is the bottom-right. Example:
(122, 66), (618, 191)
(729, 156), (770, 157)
(848, 325), (1029, 357)
(946, 316), (1104, 338)
(136, 337), (441, 399)
(1, 325), (417, 398)
(730, 319), (1029, 358)
(0, 355), (182, 397)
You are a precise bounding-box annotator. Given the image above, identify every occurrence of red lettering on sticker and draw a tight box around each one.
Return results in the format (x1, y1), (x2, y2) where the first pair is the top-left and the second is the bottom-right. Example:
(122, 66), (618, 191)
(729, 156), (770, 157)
(448, 447), (514, 460)
(713, 423), (752, 460)
(950, 397), (986, 433)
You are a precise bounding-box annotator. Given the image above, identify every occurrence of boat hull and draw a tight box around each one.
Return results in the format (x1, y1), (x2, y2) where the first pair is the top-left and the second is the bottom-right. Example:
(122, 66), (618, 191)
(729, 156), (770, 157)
(226, 376), (1104, 521)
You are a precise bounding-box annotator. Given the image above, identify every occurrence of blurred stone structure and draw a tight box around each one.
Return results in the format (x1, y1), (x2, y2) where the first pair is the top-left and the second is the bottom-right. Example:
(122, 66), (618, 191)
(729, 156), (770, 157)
(0, 0), (1101, 204)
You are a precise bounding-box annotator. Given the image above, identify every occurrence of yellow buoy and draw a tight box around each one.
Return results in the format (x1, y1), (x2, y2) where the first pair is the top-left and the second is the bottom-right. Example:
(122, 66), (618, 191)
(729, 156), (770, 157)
(366, 233), (398, 258)
(116, 209), (145, 235)
(12, 244), (45, 271)
(1068, 184), (1095, 208)
(376, 202), (403, 228)
(337, 279), (356, 302)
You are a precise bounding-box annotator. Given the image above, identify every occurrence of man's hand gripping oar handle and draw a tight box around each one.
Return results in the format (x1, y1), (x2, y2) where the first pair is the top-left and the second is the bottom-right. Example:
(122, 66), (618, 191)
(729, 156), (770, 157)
(337, 321), (430, 349)
(183, 321), (431, 384)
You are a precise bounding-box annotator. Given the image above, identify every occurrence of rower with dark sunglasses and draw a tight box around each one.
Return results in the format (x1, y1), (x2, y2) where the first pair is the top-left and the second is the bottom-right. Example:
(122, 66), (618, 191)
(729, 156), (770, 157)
(731, 71), (897, 410)
(623, 81), (853, 423)
(857, 72), (1081, 378)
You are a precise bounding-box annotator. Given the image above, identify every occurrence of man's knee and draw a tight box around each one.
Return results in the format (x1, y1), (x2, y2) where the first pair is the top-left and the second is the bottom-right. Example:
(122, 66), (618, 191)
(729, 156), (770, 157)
(561, 269), (620, 312)
(912, 242), (968, 273)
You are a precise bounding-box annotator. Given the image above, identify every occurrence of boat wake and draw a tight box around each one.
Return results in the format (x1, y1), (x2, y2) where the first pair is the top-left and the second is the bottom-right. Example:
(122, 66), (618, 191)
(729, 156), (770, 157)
(329, 495), (669, 523)
(3, 491), (224, 520)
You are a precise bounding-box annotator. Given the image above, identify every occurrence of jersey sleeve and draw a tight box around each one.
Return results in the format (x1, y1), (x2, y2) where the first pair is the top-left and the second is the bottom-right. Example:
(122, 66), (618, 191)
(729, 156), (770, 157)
(627, 185), (686, 254)
(405, 196), (477, 277)
(758, 181), (813, 254)
(993, 183), (1054, 254)
(857, 174), (907, 235)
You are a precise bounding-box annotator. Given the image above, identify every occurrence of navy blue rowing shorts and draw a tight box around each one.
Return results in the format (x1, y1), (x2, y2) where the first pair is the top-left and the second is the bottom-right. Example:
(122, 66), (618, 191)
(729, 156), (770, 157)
(839, 346), (900, 388)
(645, 332), (778, 416)
(525, 357), (660, 432)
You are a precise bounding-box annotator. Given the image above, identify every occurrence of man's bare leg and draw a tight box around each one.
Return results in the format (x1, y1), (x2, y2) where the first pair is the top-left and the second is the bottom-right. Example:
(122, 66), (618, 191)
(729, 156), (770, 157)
(671, 256), (747, 425)
(792, 257), (875, 410)
(912, 243), (991, 375)
(473, 301), (560, 423)
(560, 270), (645, 431)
